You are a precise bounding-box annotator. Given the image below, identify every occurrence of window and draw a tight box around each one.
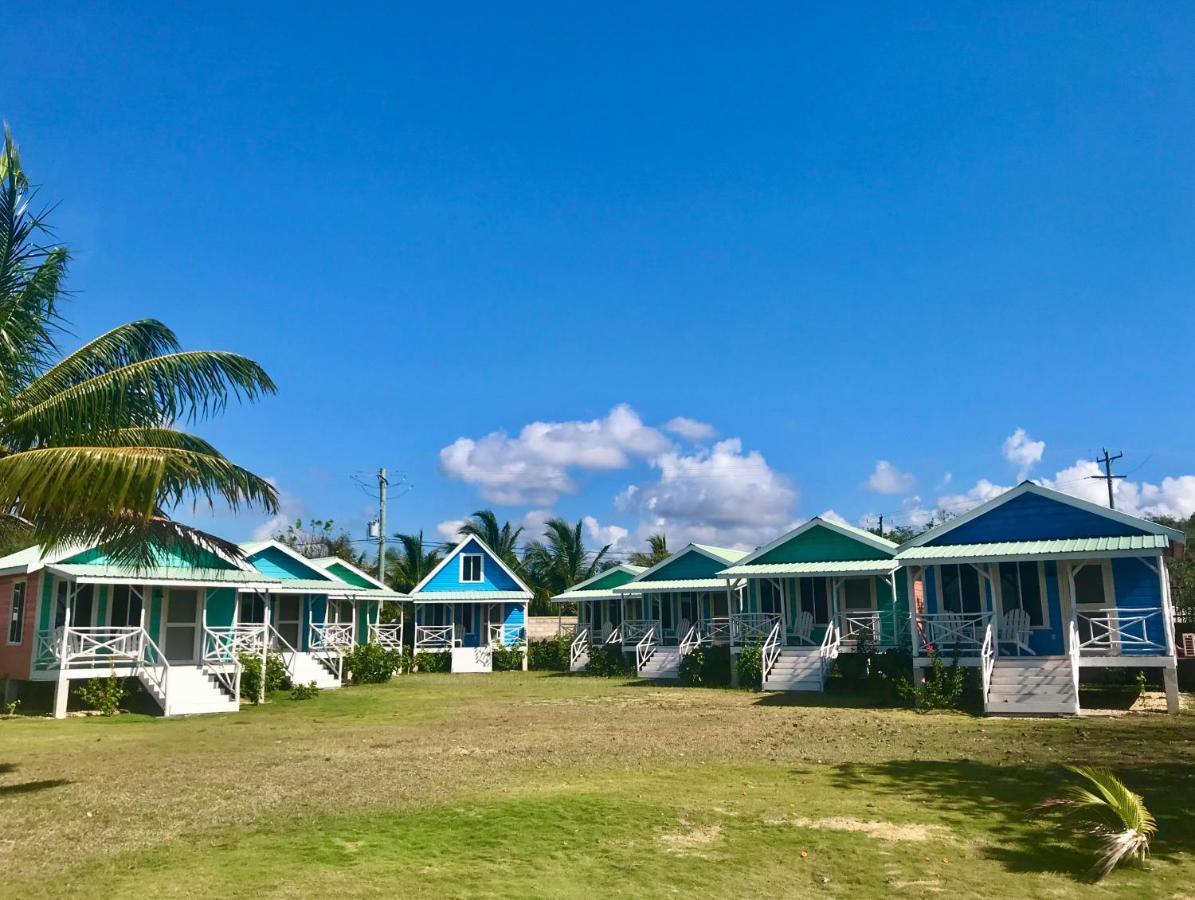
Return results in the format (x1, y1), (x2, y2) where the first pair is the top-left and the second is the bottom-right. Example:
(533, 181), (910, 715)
(843, 578), (873, 611)
(940, 564), (982, 614)
(239, 594), (266, 624)
(759, 579), (783, 615)
(1072, 562), (1111, 608)
(798, 578), (830, 624)
(460, 554), (483, 583)
(998, 561), (1047, 627)
(109, 585), (144, 628)
(8, 581), (25, 644)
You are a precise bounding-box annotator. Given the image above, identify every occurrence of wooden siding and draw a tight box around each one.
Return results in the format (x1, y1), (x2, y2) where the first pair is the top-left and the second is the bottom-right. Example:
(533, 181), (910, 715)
(753, 525), (891, 565)
(326, 562), (373, 589)
(247, 547), (330, 581)
(421, 539), (522, 593)
(925, 492), (1147, 545)
(641, 550), (727, 582)
(0, 571), (40, 679)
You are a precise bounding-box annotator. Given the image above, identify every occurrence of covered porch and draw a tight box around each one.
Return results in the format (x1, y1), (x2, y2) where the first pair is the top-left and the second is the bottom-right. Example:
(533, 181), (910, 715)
(611, 578), (745, 651)
(413, 599), (528, 673)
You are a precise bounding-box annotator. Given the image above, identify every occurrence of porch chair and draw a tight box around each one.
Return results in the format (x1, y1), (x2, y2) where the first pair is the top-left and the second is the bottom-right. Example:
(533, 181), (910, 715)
(677, 617), (692, 643)
(790, 610), (814, 646)
(998, 608), (1034, 656)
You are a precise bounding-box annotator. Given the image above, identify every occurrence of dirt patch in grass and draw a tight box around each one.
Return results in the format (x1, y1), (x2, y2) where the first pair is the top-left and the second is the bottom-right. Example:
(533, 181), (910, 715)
(658, 821), (724, 855)
(774, 815), (952, 843)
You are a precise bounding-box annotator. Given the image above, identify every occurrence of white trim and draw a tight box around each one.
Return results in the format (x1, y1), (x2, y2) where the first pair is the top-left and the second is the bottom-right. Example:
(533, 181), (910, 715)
(629, 543), (745, 584)
(409, 536), (534, 596)
(6, 580), (26, 645)
(901, 482), (1185, 549)
(992, 559), (1051, 630)
(459, 553), (484, 584)
(734, 516), (898, 567)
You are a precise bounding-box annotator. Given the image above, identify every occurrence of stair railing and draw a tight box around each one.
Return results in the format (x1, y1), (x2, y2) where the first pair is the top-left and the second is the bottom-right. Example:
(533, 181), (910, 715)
(268, 624), (301, 680)
(818, 621), (840, 682)
(679, 623), (702, 657)
(1068, 612), (1082, 708)
(137, 630), (173, 715)
(569, 626), (590, 669)
(200, 626), (243, 702)
(635, 626), (657, 673)
(761, 620), (783, 683)
(980, 620), (995, 711)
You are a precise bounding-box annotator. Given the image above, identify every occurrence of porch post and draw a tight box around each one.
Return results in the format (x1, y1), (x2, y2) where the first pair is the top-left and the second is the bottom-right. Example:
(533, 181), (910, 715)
(886, 571), (899, 645)
(53, 599), (72, 719)
(258, 591), (270, 705)
(906, 567), (920, 656)
(522, 602), (529, 671)
(1159, 552), (1177, 658)
(779, 579), (789, 642)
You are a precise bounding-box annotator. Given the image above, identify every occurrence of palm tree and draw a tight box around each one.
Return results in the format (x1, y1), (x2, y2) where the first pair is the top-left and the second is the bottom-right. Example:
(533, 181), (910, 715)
(522, 518), (611, 601)
(0, 126), (277, 566)
(1030, 765), (1156, 880)
(629, 533), (669, 568)
(457, 510), (523, 566)
(388, 531), (442, 593)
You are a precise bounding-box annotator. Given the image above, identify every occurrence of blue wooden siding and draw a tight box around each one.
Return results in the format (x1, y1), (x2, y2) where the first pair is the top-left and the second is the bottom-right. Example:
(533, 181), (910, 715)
(926, 492), (1147, 545)
(1111, 558), (1167, 650)
(641, 550), (727, 582)
(502, 602), (525, 643)
(422, 539), (522, 592)
(248, 546), (330, 581)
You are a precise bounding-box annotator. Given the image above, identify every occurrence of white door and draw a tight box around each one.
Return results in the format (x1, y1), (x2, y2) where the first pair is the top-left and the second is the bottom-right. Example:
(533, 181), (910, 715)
(162, 588), (201, 663)
(273, 596), (302, 649)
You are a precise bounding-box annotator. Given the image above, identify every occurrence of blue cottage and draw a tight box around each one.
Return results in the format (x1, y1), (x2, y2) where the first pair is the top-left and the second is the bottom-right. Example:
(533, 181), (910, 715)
(897, 482), (1184, 715)
(409, 537), (533, 673)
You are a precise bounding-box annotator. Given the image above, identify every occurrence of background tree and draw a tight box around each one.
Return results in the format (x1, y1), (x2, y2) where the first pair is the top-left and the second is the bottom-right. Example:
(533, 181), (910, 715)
(387, 531), (442, 593)
(457, 510), (523, 567)
(628, 533), (669, 568)
(0, 126), (276, 566)
(274, 518), (365, 565)
(1153, 514), (1194, 618)
(522, 517), (612, 613)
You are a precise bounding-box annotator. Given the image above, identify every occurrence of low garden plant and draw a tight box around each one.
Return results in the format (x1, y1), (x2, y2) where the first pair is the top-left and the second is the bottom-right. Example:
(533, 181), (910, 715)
(678, 644), (731, 687)
(74, 674), (127, 716)
(413, 650), (451, 673)
(492, 645), (525, 671)
(239, 652), (291, 702)
(342, 643), (405, 684)
(289, 681), (320, 701)
(736, 643), (763, 691)
(584, 644), (634, 677)
(528, 636), (571, 671)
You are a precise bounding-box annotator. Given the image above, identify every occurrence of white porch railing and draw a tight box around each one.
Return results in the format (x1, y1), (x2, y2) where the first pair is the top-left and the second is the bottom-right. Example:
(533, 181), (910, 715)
(836, 610), (909, 648)
(704, 617), (732, 644)
(635, 626), (657, 673)
(414, 624), (454, 650)
(914, 612), (992, 654)
(1074, 607), (1168, 656)
(488, 622), (527, 649)
(679, 623), (703, 656)
(731, 612), (780, 646)
(310, 621), (355, 650)
(621, 618), (659, 645)
(819, 621), (841, 680)
(203, 624), (267, 661)
(979, 620), (995, 708)
(604, 624), (622, 645)
(569, 628), (590, 669)
(761, 620), (782, 682)
(369, 622), (404, 650)
(35, 626), (143, 667)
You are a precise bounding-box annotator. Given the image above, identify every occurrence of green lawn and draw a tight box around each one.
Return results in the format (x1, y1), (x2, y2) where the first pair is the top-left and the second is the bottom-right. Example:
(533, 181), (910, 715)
(2, 673), (1193, 898)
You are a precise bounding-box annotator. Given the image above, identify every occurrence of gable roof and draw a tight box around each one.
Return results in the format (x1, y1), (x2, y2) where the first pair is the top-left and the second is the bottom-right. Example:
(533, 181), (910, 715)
(734, 517), (897, 567)
(901, 482), (1185, 549)
(613, 543), (747, 593)
(311, 556), (390, 591)
(631, 543), (747, 582)
(238, 539), (340, 581)
(551, 564), (646, 603)
(409, 535), (532, 598)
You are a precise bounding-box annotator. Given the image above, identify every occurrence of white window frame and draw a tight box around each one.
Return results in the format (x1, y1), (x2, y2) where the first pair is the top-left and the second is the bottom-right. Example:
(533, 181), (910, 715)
(935, 564), (987, 615)
(7, 580), (26, 645)
(995, 560), (1051, 629)
(1068, 559), (1116, 609)
(460, 553), (484, 584)
(106, 584), (145, 628)
(841, 576), (877, 612)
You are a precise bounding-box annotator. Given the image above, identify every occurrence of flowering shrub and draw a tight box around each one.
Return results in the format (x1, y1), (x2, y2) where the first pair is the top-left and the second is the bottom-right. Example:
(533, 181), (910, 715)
(75, 675), (127, 716)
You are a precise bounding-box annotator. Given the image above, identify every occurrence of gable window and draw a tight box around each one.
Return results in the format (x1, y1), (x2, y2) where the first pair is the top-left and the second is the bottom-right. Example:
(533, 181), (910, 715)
(8, 581), (25, 644)
(797, 578), (830, 624)
(460, 554), (484, 583)
(939, 564), (983, 614)
(998, 561), (1047, 627)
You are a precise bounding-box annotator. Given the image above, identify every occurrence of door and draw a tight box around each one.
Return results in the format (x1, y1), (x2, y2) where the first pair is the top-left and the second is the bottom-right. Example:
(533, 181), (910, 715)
(162, 589), (201, 663)
(273, 596), (302, 649)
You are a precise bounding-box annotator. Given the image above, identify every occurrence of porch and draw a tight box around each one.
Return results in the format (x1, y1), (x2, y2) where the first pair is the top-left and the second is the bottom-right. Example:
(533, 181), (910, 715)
(412, 600), (528, 673)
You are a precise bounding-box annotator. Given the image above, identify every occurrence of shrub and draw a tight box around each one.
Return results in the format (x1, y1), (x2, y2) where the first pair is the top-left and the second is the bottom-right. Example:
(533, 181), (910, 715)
(290, 681), (320, 700)
(584, 644), (634, 677)
(414, 650), (451, 673)
(343, 643), (403, 684)
(492, 645), (525, 671)
(0, 698), (19, 719)
(736, 644), (763, 691)
(528, 636), (571, 671)
(897, 646), (966, 710)
(75, 674), (127, 716)
(239, 652), (291, 702)
(678, 645), (732, 687)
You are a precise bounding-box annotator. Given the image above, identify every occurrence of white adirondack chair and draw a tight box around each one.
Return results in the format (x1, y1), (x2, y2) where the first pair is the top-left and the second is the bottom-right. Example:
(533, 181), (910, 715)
(790, 610), (814, 646)
(676, 617), (691, 642)
(998, 607), (1034, 656)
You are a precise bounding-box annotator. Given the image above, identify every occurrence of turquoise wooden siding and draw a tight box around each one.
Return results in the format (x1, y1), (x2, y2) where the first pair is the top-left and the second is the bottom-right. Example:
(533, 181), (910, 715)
(754, 525), (892, 564)
(641, 550), (726, 582)
(926, 492), (1146, 545)
(248, 546), (329, 581)
(422, 539), (522, 593)
(502, 602), (525, 643)
(95, 585), (108, 626)
(38, 574), (54, 631)
(327, 562), (373, 589)
(206, 588), (237, 628)
(148, 587), (163, 642)
(1111, 558), (1167, 650)
(579, 568), (638, 592)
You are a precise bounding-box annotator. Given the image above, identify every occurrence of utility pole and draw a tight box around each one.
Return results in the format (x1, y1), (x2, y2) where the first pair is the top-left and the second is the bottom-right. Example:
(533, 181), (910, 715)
(1088, 448), (1125, 509)
(877, 514), (884, 537)
(378, 466), (388, 583)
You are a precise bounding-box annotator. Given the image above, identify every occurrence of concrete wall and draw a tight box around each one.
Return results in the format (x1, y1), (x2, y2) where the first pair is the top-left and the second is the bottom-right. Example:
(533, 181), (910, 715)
(527, 615), (576, 640)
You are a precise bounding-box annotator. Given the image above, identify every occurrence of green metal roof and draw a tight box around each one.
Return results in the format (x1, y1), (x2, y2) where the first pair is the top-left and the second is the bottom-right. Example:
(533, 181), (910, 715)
(897, 534), (1169, 562)
(719, 559), (899, 577)
(613, 578), (741, 593)
(690, 544), (749, 563)
(49, 564), (270, 585)
(553, 588), (627, 602)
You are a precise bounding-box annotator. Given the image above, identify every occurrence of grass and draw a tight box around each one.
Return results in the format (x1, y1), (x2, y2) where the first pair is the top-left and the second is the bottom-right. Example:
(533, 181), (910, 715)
(2, 672), (1194, 897)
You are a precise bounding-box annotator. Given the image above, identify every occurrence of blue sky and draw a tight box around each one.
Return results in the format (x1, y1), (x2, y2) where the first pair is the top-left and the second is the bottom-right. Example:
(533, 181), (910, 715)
(5, 4), (1195, 557)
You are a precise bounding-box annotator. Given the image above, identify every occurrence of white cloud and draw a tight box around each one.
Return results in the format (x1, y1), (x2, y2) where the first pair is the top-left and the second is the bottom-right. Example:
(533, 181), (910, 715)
(1002, 428), (1045, 480)
(865, 460), (916, 495)
(616, 438), (797, 550)
(251, 479), (303, 541)
(439, 404), (673, 505)
(664, 416), (717, 441)
(583, 515), (632, 553)
(435, 519), (466, 542)
(819, 509), (849, 526)
(518, 508), (556, 542)
(935, 479), (1012, 517)
(1041, 461), (1195, 520)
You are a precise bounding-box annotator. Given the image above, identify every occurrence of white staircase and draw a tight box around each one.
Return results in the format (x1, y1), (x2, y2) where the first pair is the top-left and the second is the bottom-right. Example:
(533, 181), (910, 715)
(291, 651), (343, 689)
(153, 665), (240, 715)
(985, 657), (1078, 716)
(638, 647), (682, 680)
(762, 648), (828, 692)
(570, 648), (589, 672)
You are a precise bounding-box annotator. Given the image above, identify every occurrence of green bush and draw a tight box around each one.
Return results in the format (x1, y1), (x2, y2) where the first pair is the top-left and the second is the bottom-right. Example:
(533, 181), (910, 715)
(290, 681), (320, 700)
(897, 647), (966, 710)
(736, 644), (763, 691)
(239, 652), (291, 702)
(584, 644), (634, 677)
(342, 643), (404, 684)
(74, 674), (127, 716)
(492, 645), (524, 671)
(528, 636), (571, 671)
(678, 645), (732, 687)
(413, 650), (451, 673)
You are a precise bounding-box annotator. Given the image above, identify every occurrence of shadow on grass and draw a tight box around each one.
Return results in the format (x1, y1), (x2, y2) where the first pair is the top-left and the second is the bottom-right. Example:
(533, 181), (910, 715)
(827, 757), (1195, 879)
(0, 778), (72, 796)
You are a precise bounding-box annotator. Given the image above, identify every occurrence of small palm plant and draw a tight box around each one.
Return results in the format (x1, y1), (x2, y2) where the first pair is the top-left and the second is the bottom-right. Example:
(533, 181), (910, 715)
(1030, 765), (1156, 881)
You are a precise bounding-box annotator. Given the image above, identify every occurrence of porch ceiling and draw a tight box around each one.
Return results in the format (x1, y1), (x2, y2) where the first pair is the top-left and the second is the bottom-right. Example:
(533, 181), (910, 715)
(410, 590), (531, 602)
(552, 590), (625, 602)
(897, 533), (1169, 564)
(718, 560), (898, 577)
